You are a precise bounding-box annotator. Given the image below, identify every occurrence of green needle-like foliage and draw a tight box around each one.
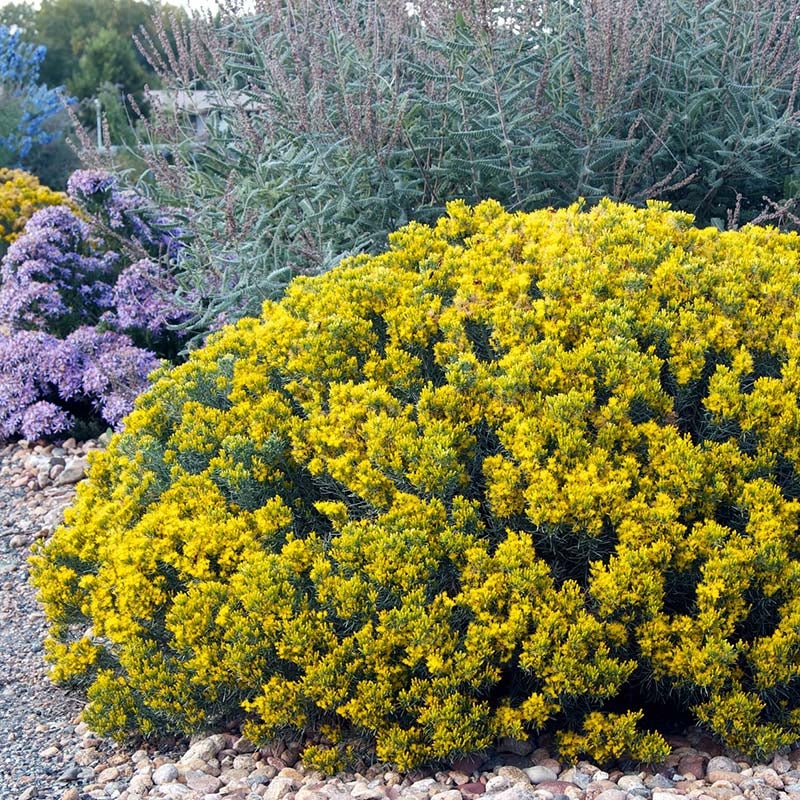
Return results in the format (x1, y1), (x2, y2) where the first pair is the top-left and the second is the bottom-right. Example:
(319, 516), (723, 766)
(32, 199), (800, 770)
(113, 0), (800, 342)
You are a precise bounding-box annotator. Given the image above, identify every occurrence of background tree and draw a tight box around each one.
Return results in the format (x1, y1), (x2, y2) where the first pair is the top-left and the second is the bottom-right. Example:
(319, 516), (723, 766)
(0, 2), (35, 32)
(0, 24), (67, 173)
(4, 0), (187, 147)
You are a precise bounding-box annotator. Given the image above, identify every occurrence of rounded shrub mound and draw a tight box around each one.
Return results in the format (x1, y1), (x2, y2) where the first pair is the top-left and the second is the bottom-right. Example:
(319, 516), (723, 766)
(32, 199), (800, 769)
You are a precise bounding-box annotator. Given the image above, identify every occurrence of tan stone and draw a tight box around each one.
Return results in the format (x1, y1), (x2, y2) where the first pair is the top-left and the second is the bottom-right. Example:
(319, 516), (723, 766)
(497, 767), (532, 786)
(180, 733), (228, 764)
(185, 769), (223, 794)
(265, 776), (300, 800)
(593, 790), (627, 800)
(707, 773), (743, 786)
(707, 759), (741, 774)
(432, 791), (464, 800)
(278, 768), (307, 782)
(703, 784), (741, 800)
(96, 766), (121, 783)
(296, 791), (327, 800)
(584, 780), (618, 800)
(234, 735), (258, 753)
(127, 773), (154, 796)
(752, 770), (783, 790)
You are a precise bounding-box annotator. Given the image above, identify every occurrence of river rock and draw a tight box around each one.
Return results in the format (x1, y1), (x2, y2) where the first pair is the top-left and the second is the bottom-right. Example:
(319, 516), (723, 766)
(53, 456), (88, 486)
(180, 733), (228, 764)
(497, 767), (532, 785)
(490, 784), (540, 800)
(595, 791), (627, 800)
(266, 776), (302, 800)
(707, 772), (742, 786)
(708, 759), (741, 774)
(152, 762), (180, 784)
(527, 768), (559, 785)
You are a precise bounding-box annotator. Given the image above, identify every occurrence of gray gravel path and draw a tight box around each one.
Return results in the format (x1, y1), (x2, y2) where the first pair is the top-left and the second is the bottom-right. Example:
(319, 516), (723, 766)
(0, 440), (120, 800)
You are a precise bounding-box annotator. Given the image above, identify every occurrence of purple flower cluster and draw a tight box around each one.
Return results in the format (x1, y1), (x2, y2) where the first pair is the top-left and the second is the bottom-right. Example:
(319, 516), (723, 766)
(66, 170), (115, 198)
(0, 330), (69, 440)
(67, 170), (183, 262)
(113, 258), (187, 333)
(0, 327), (159, 439)
(0, 169), (191, 441)
(0, 204), (118, 332)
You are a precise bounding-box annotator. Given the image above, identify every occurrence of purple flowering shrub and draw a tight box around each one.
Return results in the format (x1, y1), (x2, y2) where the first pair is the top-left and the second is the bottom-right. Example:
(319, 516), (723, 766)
(0, 328), (160, 440)
(0, 170), (188, 441)
(113, 258), (185, 333)
(67, 170), (183, 264)
(0, 205), (118, 334)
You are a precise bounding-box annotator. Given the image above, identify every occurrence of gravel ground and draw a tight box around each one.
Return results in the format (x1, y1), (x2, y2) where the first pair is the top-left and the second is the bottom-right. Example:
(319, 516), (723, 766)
(0, 438), (130, 799)
(2, 439), (800, 800)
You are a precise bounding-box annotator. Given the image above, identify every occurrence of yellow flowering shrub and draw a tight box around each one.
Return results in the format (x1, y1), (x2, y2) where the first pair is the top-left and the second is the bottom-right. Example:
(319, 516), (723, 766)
(31, 198), (800, 769)
(0, 168), (67, 249)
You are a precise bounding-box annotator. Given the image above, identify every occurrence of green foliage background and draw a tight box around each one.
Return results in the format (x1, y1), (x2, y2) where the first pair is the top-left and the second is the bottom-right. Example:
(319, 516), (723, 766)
(124, 0), (800, 341)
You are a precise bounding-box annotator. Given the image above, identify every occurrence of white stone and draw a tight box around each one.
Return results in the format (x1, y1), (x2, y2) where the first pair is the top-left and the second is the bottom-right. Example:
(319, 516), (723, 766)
(408, 779), (441, 795)
(351, 781), (386, 800)
(653, 791), (683, 800)
(486, 776), (513, 793)
(431, 791), (463, 800)
(265, 776), (300, 800)
(525, 768), (558, 785)
(54, 456), (89, 486)
(708, 759), (742, 774)
(152, 762), (180, 784)
(180, 733), (228, 764)
(491, 785), (540, 800)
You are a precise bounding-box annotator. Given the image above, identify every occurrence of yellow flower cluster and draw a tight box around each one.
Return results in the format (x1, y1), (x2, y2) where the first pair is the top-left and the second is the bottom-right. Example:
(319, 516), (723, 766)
(31, 198), (800, 769)
(0, 168), (67, 248)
